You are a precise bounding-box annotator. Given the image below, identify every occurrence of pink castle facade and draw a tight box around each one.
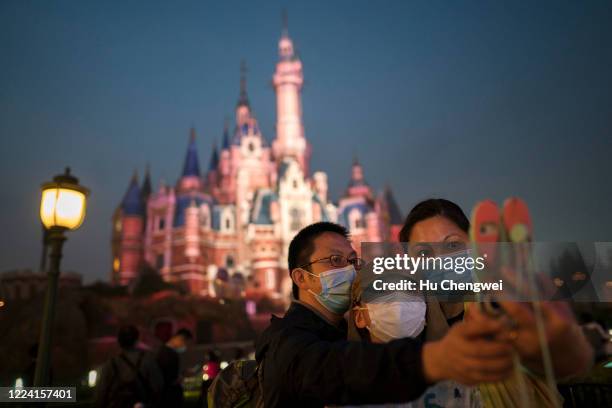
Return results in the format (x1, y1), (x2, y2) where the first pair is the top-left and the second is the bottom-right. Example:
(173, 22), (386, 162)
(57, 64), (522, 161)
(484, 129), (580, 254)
(111, 25), (404, 298)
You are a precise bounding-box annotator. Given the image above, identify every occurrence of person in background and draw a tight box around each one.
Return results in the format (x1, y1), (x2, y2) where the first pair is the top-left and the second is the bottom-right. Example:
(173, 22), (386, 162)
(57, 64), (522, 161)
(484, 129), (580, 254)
(156, 328), (194, 407)
(95, 325), (163, 408)
(255, 221), (518, 408)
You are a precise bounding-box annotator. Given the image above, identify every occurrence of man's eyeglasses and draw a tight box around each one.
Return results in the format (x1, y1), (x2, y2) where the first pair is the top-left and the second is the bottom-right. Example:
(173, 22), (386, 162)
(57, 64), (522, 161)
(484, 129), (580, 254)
(299, 254), (365, 271)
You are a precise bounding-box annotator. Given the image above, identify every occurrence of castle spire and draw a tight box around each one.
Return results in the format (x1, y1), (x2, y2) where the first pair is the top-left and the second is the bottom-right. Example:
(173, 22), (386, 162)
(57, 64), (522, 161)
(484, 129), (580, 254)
(345, 156), (372, 199)
(141, 163), (152, 200)
(222, 117), (230, 150)
(121, 170), (144, 216)
(278, 12), (295, 60)
(281, 9), (289, 38)
(351, 156), (364, 185)
(182, 127), (201, 177)
(208, 140), (219, 171)
(237, 60), (250, 108)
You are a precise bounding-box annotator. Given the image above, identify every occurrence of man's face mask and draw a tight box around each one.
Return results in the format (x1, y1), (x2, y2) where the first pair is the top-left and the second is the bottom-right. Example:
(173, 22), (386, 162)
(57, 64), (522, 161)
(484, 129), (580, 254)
(304, 264), (356, 314)
(363, 295), (426, 342)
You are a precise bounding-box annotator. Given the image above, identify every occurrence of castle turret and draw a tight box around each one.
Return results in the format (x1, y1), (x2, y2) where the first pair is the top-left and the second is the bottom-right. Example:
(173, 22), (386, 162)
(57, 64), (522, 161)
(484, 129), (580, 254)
(206, 140), (219, 189)
(220, 119), (231, 177)
(115, 171), (145, 286)
(141, 164), (152, 202)
(141, 164), (152, 228)
(271, 13), (311, 175)
(177, 128), (202, 192)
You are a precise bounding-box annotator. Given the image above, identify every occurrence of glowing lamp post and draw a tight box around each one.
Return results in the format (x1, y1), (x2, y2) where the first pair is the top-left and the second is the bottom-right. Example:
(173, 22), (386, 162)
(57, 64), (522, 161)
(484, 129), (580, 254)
(34, 168), (89, 386)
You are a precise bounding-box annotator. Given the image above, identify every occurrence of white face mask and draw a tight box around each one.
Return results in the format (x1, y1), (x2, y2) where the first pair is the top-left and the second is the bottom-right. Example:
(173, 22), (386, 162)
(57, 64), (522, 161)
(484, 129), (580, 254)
(365, 300), (426, 342)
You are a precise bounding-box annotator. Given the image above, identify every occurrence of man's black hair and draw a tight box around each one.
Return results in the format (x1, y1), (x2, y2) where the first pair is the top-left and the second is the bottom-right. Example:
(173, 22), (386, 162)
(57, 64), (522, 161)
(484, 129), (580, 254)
(176, 328), (193, 340)
(117, 325), (139, 349)
(288, 222), (349, 300)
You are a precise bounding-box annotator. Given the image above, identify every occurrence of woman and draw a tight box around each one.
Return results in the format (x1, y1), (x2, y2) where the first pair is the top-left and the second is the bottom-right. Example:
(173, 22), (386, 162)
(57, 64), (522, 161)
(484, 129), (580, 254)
(349, 198), (593, 407)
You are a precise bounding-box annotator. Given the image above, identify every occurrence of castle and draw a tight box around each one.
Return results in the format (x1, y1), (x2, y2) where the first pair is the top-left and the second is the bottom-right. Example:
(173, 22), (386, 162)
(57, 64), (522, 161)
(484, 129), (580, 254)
(111, 23), (404, 298)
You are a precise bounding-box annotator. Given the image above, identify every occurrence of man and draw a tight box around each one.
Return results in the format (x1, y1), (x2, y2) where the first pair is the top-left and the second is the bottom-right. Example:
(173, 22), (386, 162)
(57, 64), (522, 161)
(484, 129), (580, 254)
(156, 328), (194, 407)
(95, 325), (163, 408)
(255, 222), (517, 407)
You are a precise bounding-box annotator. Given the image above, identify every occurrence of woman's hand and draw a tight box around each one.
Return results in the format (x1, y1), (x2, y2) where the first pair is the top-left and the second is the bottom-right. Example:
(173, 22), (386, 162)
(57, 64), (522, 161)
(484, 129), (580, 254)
(500, 301), (594, 378)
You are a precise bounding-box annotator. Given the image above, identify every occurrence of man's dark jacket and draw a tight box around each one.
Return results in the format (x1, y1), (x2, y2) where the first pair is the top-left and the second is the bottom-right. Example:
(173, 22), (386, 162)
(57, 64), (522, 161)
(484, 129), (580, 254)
(255, 301), (429, 407)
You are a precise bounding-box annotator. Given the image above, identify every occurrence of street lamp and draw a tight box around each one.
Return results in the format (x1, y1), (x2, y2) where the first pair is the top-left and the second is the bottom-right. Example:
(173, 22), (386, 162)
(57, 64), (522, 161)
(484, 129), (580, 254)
(34, 167), (89, 386)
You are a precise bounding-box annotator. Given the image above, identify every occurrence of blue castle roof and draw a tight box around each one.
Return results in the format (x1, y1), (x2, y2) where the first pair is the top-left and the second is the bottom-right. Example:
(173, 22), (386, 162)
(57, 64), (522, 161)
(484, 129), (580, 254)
(121, 173), (144, 216)
(141, 166), (152, 200)
(222, 123), (230, 150)
(182, 128), (201, 177)
(208, 144), (219, 171)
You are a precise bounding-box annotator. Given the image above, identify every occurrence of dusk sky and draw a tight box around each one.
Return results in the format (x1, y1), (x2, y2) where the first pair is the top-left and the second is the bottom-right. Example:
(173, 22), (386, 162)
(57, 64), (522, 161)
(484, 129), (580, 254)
(1, 1), (611, 283)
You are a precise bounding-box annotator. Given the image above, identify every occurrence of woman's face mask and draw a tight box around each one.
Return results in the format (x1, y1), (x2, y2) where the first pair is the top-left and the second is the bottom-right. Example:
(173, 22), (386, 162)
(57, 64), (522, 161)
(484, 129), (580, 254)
(305, 264), (356, 315)
(364, 298), (426, 343)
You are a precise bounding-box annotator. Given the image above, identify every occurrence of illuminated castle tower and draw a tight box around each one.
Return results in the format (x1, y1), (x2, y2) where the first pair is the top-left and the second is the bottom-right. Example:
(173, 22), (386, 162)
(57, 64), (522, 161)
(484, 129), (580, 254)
(111, 170), (151, 285)
(111, 17), (404, 296)
(271, 15), (311, 176)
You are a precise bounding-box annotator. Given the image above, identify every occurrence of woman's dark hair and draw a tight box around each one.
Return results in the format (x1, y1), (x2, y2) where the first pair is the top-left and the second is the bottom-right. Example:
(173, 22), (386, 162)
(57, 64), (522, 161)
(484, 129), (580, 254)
(399, 198), (469, 242)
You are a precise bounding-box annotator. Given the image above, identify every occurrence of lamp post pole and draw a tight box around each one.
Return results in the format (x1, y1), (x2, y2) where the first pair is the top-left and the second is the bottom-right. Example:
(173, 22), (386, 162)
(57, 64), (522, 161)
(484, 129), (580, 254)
(39, 225), (49, 273)
(34, 167), (89, 387)
(33, 227), (66, 386)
